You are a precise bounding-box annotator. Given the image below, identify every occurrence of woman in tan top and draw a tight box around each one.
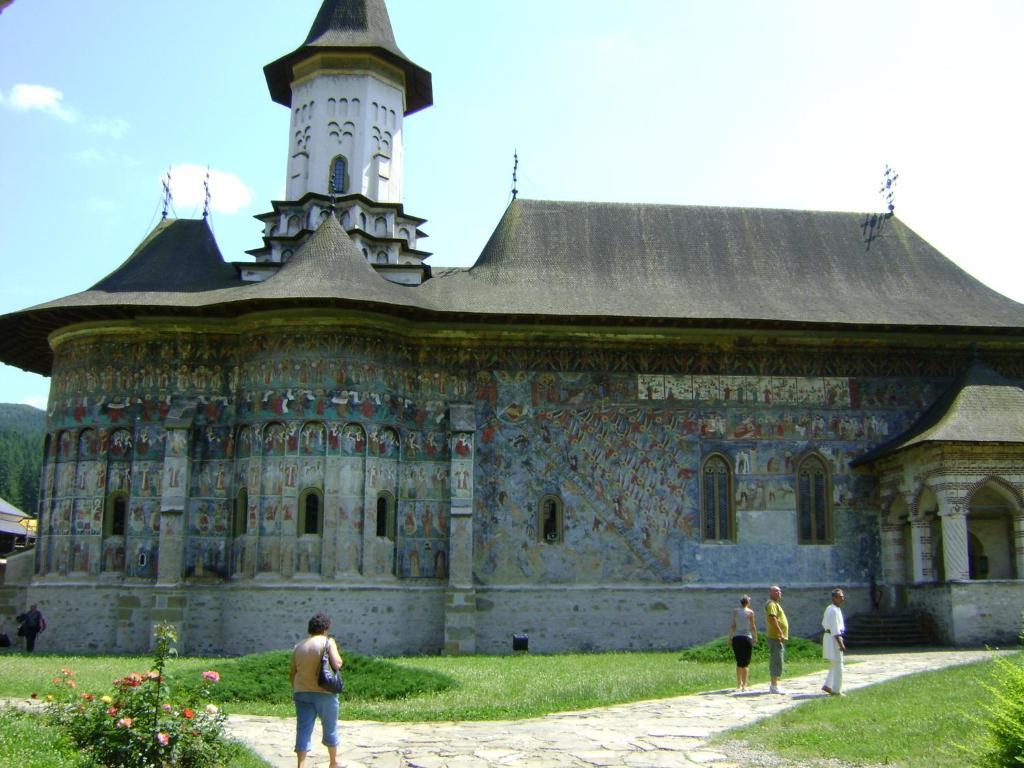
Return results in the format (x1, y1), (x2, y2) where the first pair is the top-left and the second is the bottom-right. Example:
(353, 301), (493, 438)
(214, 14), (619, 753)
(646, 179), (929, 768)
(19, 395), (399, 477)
(290, 612), (343, 768)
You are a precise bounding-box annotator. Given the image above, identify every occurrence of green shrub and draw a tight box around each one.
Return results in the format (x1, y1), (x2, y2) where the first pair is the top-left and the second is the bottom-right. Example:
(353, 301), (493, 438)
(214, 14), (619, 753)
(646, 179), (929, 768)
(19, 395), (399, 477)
(678, 635), (823, 663)
(45, 624), (232, 768)
(177, 649), (455, 704)
(973, 651), (1024, 767)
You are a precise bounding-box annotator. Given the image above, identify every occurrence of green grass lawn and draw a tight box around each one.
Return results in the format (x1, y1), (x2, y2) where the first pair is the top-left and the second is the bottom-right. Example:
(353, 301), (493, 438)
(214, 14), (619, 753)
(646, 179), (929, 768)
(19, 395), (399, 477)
(713, 652), (1023, 768)
(0, 638), (827, 721)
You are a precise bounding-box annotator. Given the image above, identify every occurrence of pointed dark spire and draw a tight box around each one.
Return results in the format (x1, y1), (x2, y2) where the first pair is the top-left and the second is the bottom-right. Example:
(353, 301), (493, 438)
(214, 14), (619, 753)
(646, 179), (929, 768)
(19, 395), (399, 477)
(264, 0), (432, 115)
(304, 0), (399, 48)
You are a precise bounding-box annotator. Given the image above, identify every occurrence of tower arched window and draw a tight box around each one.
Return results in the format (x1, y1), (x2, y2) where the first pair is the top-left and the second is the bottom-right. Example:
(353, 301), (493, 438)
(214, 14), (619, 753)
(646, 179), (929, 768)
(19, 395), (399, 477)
(376, 492), (396, 540)
(329, 155), (347, 195)
(298, 488), (323, 536)
(538, 494), (564, 543)
(702, 454), (734, 541)
(798, 454), (832, 544)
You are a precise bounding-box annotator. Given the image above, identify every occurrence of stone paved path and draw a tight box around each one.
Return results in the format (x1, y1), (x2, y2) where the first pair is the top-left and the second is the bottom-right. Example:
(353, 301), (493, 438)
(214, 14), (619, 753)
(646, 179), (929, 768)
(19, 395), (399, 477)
(226, 649), (998, 768)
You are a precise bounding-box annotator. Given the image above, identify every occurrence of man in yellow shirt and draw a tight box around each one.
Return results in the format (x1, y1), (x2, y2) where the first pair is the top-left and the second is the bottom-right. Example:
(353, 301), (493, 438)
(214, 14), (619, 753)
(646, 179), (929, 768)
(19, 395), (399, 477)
(764, 585), (789, 694)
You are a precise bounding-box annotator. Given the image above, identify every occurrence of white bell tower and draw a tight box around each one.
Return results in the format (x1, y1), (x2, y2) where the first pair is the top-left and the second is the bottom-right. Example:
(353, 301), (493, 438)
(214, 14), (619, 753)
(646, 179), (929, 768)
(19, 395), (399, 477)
(247, 0), (434, 286)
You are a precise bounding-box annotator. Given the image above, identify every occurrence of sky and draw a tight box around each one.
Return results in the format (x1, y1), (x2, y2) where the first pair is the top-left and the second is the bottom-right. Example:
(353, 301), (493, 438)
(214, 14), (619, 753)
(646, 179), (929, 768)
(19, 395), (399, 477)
(1, 0), (1022, 409)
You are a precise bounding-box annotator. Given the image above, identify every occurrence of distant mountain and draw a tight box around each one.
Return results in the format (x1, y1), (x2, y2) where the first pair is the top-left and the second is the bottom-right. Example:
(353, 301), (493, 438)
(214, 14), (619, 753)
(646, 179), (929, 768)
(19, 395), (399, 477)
(0, 403), (46, 432)
(0, 403), (46, 515)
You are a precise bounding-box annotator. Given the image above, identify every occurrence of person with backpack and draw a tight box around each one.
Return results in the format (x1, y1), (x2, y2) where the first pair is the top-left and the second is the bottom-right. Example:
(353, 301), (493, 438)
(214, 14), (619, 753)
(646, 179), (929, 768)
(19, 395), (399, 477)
(16, 603), (45, 653)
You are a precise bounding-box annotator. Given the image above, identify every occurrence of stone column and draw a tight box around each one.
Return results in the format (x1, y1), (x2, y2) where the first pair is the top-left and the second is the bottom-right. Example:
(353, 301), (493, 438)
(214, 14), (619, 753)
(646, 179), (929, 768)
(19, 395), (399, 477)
(444, 404), (476, 655)
(940, 510), (970, 582)
(909, 519), (933, 583)
(1013, 512), (1024, 580)
(879, 520), (905, 585)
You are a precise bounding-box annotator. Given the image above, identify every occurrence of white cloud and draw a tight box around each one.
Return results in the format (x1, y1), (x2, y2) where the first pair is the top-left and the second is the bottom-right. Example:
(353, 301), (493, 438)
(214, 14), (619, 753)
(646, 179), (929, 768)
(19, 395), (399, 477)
(88, 116), (130, 139)
(6, 83), (77, 122)
(20, 394), (48, 410)
(3, 83), (129, 137)
(168, 164), (253, 215)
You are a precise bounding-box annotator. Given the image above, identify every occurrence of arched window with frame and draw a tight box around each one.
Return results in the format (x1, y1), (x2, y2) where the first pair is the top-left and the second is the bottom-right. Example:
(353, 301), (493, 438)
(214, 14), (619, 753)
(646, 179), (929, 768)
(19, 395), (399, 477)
(538, 494), (564, 543)
(376, 491), (396, 540)
(702, 454), (734, 541)
(104, 492), (128, 538)
(329, 155), (347, 195)
(797, 454), (832, 544)
(298, 488), (323, 536)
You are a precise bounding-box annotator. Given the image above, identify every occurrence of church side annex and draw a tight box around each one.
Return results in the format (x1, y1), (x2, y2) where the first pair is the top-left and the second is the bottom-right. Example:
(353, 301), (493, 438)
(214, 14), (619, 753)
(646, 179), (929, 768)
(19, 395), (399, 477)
(1, 0), (1022, 655)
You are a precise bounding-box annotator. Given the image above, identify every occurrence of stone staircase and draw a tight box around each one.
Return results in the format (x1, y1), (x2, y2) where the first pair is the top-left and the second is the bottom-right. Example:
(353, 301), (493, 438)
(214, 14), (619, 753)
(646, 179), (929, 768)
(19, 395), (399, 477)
(842, 611), (939, 648)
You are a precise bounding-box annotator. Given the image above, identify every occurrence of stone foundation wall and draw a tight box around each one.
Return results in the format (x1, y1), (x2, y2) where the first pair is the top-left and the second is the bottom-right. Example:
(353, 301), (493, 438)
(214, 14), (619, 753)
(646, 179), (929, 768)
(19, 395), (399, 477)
(908, 581), (1022, 646)
(948, 581), (1023, 646)
(6, 579), (1020, 655)
(10, 581), (446, 656)
(472, 585), (873, 654)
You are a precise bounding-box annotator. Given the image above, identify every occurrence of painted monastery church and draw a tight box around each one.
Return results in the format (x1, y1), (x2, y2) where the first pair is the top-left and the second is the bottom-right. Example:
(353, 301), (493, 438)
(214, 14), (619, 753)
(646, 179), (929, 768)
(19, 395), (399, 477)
(1, 0), (1023, 656)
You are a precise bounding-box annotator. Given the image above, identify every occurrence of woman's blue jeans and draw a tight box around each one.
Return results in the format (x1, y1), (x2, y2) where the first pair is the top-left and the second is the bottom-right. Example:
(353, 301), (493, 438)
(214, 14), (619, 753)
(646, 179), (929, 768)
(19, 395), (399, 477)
(293, 691), (339, 753)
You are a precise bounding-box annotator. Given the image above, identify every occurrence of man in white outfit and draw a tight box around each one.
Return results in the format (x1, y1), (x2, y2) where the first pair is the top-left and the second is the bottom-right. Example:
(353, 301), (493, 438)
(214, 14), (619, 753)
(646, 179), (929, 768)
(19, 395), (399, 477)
(821, 588), (846, 695)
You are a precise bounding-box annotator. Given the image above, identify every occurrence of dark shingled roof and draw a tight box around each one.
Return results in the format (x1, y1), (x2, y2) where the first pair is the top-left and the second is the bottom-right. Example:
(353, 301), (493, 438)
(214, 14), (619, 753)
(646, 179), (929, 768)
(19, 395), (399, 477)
(2, 199), (1024, 376)
(853, 361), (1024, 465)
(418, 200), (1024, 327)
(264, 0), (432, 114)
(236, 213), (418, 305)
(89, 218), (238, 293)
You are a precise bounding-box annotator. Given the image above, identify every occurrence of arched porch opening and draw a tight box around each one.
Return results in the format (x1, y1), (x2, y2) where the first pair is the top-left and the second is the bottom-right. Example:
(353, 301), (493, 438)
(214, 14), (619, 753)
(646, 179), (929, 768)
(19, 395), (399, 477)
(967, 481), (1018, 580)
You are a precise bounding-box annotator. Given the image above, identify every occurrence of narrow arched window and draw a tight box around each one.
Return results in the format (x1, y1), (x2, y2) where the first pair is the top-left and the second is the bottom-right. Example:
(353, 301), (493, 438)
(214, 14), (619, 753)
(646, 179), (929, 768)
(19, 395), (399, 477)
(330, 156), (347, 195)
(104, 492), (128, 537)
(234, 487), (248, 538)
(298, 488), (323, 536)
(798, 454), (832, 544)
(702, 454), (734, 541)
(538, 495), (564, 543)
(376, 492), (396, 540)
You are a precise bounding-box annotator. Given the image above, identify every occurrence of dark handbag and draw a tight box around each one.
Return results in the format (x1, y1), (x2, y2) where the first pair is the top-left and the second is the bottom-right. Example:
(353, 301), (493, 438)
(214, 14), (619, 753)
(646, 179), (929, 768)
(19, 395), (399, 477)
(317, 636), (344, 694)
(16, 625), (25, 637)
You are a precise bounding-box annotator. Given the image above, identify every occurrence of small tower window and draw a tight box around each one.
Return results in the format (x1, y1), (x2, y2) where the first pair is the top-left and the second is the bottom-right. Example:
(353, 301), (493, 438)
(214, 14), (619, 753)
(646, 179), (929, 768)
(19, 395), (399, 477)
(298, 488), (324, 536)
(376, 492), (396, 540)
(798, 454), (832, 544)
(330, 156), (347, 195)
(538, 495), (564, 543)
(701, 454), (734, 541)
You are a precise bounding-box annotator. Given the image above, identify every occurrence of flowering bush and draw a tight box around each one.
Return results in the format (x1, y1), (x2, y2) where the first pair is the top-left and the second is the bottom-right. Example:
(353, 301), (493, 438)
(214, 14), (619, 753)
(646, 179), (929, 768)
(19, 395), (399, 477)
(45, 623), (230, 767)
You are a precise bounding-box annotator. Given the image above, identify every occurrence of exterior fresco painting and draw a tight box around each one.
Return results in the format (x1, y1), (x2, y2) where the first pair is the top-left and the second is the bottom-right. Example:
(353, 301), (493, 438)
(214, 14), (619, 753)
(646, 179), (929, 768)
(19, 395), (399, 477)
(34, 330), (983, 596)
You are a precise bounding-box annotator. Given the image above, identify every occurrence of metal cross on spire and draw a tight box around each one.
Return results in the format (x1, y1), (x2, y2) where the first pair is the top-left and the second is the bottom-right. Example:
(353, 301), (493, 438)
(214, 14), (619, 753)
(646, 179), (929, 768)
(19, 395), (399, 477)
(511, 150), (519, 201)
(160, 169), (173, 220)
(202, 166), (212, 219)
(879, 165), (899, 214)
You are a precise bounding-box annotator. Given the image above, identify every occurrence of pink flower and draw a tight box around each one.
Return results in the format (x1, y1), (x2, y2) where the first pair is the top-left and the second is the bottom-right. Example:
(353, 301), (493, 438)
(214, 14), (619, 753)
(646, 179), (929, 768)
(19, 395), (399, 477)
(156, 732), (170, 746)
(116, 717), (133, 729)
(107, 706), (119, 716)
(146, 670), (161, 680)
(201, 670), (220, 683)
(162, 704), (174, 712)
(60, 668), (74, 676)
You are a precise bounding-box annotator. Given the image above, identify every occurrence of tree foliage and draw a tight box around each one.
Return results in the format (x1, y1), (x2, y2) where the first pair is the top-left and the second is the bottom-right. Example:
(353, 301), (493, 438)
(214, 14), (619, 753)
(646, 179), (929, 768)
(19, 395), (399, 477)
(0, 404), (46, 515)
